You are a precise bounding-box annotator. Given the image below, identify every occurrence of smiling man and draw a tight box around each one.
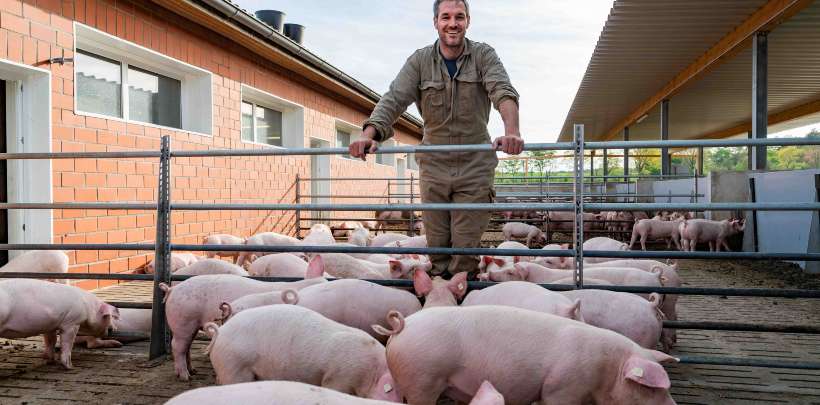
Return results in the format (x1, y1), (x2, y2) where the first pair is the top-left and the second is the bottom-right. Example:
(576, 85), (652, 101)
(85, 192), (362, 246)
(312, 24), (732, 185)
(349, 0), (522, 277)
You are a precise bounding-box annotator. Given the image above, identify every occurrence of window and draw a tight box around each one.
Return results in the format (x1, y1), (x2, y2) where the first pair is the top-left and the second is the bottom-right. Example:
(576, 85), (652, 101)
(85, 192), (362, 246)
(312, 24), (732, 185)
(75, 50), (122, 118)
(241, 101), (283, 146)
(336, 129), (353, 158)
(241, 84), (304, 148)
(376, 140), (396, 166)
(74, 23), (212, 135)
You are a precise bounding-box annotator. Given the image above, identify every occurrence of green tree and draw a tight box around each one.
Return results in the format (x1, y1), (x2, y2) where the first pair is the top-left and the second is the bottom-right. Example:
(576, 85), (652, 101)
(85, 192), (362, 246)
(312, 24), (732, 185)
(631, 149), (661, 175)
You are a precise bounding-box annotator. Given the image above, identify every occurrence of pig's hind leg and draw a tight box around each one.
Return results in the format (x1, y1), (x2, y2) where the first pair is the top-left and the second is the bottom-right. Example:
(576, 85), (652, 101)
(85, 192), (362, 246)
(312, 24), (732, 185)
(41, 330), (58, 362)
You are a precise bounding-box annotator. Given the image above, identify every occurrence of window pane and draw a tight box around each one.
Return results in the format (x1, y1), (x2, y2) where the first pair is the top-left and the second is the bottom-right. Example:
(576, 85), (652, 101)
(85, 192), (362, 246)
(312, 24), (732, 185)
(241, 102), (254, 142)
(336, 129), (351, 148)
(254, 105), (283, 146)
(76, 50), (122, 118)
(128, 65), (181, 128)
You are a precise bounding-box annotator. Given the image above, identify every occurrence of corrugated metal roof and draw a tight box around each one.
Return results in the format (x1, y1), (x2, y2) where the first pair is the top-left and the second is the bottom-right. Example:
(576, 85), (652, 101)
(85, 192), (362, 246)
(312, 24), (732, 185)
(559, 0), (820, 141)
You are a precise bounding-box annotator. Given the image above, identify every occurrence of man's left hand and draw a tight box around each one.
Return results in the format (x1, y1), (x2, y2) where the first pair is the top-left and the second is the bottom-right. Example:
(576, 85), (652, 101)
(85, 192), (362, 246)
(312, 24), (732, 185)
(493, 135), (524, 155)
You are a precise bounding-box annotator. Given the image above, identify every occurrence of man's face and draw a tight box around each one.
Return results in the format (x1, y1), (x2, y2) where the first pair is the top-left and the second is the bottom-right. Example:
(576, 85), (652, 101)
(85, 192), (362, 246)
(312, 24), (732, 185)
(434, 1), (470, 49)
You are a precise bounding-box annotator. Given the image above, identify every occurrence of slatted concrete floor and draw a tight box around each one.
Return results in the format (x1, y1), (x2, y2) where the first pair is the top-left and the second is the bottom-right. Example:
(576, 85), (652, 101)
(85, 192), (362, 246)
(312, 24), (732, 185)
(0, 259), (818, 404)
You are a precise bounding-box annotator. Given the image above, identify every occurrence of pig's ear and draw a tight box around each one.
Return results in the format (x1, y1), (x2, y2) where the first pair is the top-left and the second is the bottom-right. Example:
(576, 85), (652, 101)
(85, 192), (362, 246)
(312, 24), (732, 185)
(305, 256), (325, 279)
(492, 258), (505, 267)
(647, 350), (679, 364)
(447, 272), (469, 300)
(482, 256), (493, 265)
(623, 356), (671, 389)
(99, 303), (120, 320)
(388, 260), (404, 279)
(413, 270), (433, 297)
(567, 299), (583, 322)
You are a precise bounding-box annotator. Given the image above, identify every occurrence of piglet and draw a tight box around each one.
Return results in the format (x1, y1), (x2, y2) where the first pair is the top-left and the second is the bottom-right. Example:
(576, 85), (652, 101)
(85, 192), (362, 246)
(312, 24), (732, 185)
(462, 281), (583, 321)
(583, 237), (629, 264)
(246, 253), (308, 278)
(236, 232), (303, 268)
(370, 233), (409, 247)
(0, 250), (69, 284)
(202, 234), (245, 262)
(166, 380), (503, 405)
(220, 289), (299, 322)
(135, 252), (203, 274)
(349, 227), (372, 247)
(76, 308), (152, 349)
(297, 278), (422, 343)
(161, 274), (326, 380)
(412, 270), (468, 308)
(563, 290), (665, 350)
(174, 259), (248, 282)
(0, 279), (119, 369)
(376, 306), (677, 404)
(204, 305), (401, 402)
(307, 254), (430, 280)
(502, 222), (546, 247)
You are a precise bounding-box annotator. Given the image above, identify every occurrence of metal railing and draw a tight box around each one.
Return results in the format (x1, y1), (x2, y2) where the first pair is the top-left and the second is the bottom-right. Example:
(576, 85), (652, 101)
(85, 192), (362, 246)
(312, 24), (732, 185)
(0, 127), (818, 371)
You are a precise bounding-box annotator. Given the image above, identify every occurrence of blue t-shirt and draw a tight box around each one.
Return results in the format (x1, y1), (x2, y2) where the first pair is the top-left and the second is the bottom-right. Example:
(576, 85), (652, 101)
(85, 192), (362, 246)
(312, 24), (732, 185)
(444, 58), (458, 79)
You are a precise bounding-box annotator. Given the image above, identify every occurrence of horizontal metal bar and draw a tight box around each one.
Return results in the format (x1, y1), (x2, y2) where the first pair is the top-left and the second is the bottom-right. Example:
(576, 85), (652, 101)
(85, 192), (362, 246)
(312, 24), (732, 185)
(303, 177), (415, 181)
(583, 250), (820, 261)
(0, 203), (156, 210)
(171, 143), (576, 158)
(496, 175), (702, 180)
(171, 203), (577, 211)
(170, 202), (819, 212)
(300, 195), (391, 199)
(496, 193), (703, 198)
(664, 321), (820, 334)
(0, 244), (155, 251)
(173, 244), (576, 257)
(587, 137), (820, 150)
(0, 272), (155, 280)
(0, 151), (160, 160)
(676, 355), (820, 370)
(107, 301), (152, 309)
(587, 202), (819, 211)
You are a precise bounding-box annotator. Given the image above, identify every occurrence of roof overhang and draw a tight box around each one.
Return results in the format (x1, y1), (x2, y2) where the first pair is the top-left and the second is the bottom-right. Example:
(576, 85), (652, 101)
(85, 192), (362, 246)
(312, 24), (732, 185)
(151, 0), (423, 138)
(559, 0), (819, 142)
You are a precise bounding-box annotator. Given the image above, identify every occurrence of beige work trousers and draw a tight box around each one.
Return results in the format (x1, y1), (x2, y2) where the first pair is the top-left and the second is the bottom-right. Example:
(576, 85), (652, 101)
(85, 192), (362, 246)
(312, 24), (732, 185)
(420, 168), (495, 276)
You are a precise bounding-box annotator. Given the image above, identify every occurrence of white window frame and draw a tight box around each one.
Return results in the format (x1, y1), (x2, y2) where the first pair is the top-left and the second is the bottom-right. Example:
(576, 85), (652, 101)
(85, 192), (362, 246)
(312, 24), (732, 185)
(335, 119), (362, 161)
(241, 84), (304, 148)
(407, 152), (419, 171)
(73, 23), (213, 136)
(241, 100), (284, 147)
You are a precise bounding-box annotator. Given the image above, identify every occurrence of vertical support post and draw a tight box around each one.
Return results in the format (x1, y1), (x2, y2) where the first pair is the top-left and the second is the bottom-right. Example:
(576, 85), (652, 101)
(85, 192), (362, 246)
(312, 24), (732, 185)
(623, 126), (630, 182)
(603, 149), (609, 202)
(294, 174), (301, 238)
(149, 135), (171, 360)
(697, 146), (705, 176)
(387, 179), (392, 204)
(408, 172), (416, 236)
(749, 177), (759, 252)
(747, 131), (754, 170)
(752, 31), (768, 171)
(694, 169), (699, 204)
(572, 124), (585, 289)
(524, 158), (529, 184)
(661, 99), (671, 177)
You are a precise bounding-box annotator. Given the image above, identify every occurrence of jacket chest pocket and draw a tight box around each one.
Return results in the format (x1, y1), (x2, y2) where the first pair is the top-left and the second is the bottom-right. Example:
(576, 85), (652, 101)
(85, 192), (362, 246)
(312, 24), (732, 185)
(455, 70), (484, 118)
(419, 80), (447, 125)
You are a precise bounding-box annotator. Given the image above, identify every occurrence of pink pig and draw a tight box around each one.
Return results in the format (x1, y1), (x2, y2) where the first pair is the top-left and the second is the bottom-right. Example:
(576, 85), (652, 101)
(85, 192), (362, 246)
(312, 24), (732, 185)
(204, 304), (401, 402)
(219, 289), (299, 322)
(174, 259), (248, 282)
(161, 274), (326, 380)
(297, 278), (422, 343)
(202, 234), (245, 263)
(165, 380), (504, 405)
(370, 233), (410, 247)
(136, 252), (203, 274)
(502, 222), (546, 247)
(562, 290), (665, 350)
(629, 219), (683, 251)
(462, 281), (584, 321)
(412, 270), (469, 308)
(235, 232), (303, 268)
(375, 306), (677, 405)
(0, 250), (69, 284)
(679, 219), (745, 252)
(246, 253), (308, 278)
(306, 254), (430, 280)
(0, 279), (119, 369)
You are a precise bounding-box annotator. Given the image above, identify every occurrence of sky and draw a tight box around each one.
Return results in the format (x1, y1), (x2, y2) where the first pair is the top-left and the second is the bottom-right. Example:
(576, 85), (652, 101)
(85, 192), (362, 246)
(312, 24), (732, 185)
(233, 0), (818, 143)
(234, 0), (614, 143)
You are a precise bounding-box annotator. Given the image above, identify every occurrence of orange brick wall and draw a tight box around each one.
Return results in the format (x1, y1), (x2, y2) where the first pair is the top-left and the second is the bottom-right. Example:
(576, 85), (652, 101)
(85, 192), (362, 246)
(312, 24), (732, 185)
(0, 0), (420, 289)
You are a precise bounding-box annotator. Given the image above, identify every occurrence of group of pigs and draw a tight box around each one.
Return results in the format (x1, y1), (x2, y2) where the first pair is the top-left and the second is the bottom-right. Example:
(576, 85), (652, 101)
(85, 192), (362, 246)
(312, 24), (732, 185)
(501, 209), (746, 253)
(0, 224), (680, 404)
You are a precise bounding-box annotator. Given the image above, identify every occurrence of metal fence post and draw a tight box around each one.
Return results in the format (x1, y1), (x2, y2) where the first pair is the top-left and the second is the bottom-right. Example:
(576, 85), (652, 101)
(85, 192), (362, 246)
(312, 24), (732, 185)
(573, 124), (585, 288)
(408, 173), (416, 236)
(149, 135), (171, 360)
(749, 177), (759, 252)
(294, 174), (301, 238)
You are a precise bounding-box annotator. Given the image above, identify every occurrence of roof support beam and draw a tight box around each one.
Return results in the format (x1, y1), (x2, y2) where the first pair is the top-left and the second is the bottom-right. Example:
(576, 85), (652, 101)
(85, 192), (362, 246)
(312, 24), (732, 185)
(751, 31), (769, 170)
(699, 97), (820, 141)
(604, 0), (814, 141)
(623, 127), (630, 181)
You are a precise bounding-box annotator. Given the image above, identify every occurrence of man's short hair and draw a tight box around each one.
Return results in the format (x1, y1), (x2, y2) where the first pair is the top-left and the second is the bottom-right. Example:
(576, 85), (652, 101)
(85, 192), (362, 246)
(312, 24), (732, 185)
(433, 0), (470, 17)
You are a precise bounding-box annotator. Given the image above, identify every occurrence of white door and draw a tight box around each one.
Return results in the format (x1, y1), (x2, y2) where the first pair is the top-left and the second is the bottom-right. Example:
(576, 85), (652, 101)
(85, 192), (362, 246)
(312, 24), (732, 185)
(310, 138), (331, 224)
